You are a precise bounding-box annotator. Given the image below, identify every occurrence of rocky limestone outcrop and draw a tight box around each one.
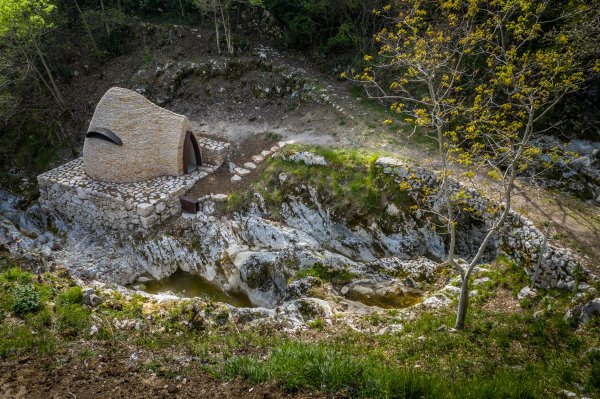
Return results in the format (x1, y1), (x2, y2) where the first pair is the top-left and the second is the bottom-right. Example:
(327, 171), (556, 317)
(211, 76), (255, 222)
(2, 149), (597, 325)
(528, 136), (600, 203)
(374, 156), (593, 289)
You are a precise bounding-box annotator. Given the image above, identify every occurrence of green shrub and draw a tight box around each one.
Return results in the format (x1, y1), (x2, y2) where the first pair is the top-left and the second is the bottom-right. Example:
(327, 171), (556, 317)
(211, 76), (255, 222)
(56, 304), (90, 336)
(12, 284), (42, 317)
(59, 286), (83, 305)
(1, 267), (33, 284)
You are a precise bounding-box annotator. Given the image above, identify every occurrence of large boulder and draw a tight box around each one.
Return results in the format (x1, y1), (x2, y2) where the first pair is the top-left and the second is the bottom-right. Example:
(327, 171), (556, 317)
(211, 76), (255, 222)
(234, 251), (287, 308)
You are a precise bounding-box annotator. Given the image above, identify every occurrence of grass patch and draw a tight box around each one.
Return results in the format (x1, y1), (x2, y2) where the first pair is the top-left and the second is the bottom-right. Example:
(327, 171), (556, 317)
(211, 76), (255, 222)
(293, 263), (354, 283)
(222, 338), (554, 398)
(0, 251), (597, 398)
(220, 302), (598, 398)
(226, 145), (416, 228)
(59, 286), (83, 305)
(224, 340), (442, 397)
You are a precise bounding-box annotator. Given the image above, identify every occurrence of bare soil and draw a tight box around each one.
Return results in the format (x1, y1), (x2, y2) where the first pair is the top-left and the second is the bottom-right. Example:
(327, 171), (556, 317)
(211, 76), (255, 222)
(0, 350), (330, 399)
(482, 288), (521, 314)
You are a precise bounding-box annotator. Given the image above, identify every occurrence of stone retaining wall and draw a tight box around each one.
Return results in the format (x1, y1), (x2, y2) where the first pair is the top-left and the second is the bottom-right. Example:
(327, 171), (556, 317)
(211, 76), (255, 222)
(375, 157), (591, 289)
(196, 136), (230, 166)
(37, 134), (231, 233)
(37, 158), (218, 232)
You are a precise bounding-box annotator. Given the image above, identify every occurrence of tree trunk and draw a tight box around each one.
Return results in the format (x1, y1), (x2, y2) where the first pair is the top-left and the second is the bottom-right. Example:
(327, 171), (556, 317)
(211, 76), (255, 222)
(99, 0), (110, 36)
(213, 3), (221, 55)
(73, 0), (99, 56)
(179, 0), (185, 19)
(453, 120), (527, 330)
(31, 59), (61, 107)
(31, 38), (66, 110)
(220, 5), (233, 54)
(427, 79), (457, 268)
(455, 274), (470, 329)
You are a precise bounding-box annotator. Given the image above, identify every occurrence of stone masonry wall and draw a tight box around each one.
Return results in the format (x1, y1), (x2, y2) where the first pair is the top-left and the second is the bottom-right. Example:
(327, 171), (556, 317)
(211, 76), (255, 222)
(196, 136), (231, 166)
(83, 87), (191, 183)
(38, 158), (217, 232)
(375, 157), (592, 289)
(38, 134), (230, 233)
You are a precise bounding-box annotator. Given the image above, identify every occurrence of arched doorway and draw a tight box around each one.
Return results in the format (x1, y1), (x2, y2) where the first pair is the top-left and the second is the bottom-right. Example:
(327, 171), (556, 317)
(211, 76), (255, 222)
(183, 131), (202, 174)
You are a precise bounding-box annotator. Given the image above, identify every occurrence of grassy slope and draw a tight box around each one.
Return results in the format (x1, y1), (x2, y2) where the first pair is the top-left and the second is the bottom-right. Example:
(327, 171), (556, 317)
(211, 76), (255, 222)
(0, 256), (598, 398)
(226, 145), (416, 226)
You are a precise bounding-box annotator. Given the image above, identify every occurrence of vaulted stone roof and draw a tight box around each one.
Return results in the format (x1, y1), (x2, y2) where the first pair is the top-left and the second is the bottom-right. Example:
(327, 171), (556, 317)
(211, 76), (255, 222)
(83, 87), (192, 183)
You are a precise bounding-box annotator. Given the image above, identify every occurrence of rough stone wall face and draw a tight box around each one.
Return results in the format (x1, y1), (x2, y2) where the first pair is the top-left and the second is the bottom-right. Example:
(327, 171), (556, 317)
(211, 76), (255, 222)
(83, 87), (191, 183)
(37, 158), (217, 232)
(196, 136), (231, 166)
(375, 157), (588, 289)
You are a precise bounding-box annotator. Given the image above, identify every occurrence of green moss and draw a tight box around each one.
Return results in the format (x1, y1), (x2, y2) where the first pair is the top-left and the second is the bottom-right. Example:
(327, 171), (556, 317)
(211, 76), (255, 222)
(294, 263), (355, 284)
(59, 286), (83, 305)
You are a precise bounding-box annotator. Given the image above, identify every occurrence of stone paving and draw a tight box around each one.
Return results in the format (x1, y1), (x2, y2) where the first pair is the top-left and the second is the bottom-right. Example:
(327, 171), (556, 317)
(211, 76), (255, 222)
(229, 141), (293, 182)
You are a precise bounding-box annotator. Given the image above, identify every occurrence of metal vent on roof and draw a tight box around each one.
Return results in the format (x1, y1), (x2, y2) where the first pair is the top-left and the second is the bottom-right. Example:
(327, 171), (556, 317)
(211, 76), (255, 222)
(86, 128), (123, 146)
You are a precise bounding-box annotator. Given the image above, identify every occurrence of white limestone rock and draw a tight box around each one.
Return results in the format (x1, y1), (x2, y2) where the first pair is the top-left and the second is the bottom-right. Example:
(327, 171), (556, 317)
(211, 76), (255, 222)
(285, 151), (327, 166)
(517, 286), (537, 300)
(422, 294), (452, 309)
(580, 298), (600, 324)
(234, 167), (251, 176)
(211, 193), (228, 202)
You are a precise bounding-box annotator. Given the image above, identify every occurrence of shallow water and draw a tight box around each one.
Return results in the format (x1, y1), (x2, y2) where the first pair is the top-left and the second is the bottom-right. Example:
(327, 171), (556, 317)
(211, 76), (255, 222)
(143, 270), (253, 308)
(347, 290), (423, 309)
